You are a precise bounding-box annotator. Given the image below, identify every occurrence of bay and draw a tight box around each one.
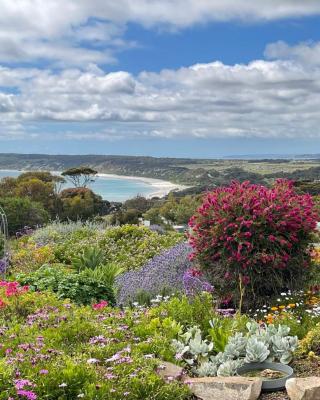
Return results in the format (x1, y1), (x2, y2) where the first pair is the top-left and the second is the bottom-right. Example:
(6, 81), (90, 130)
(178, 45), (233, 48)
(0, 170), (157, 202)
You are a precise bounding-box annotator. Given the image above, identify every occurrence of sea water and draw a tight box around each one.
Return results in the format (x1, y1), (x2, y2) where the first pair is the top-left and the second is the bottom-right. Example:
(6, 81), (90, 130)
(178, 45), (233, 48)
(0, 170), (155, 202)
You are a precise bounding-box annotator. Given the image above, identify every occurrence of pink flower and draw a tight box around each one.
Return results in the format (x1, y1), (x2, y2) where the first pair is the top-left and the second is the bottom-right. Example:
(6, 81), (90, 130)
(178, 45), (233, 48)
(39, 370), (48, 375)
(16, 390), (37, 400)
(92, 300), (108, 310)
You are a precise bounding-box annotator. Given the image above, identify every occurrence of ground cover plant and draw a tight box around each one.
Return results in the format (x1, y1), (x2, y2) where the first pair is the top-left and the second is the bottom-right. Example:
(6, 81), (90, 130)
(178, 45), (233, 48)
(0, 286), (193, 400)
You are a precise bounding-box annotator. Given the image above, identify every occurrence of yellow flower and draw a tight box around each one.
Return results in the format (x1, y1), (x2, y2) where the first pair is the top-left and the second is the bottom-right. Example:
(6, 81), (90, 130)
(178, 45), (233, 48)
(288, 304), (296, 308)
(271, 306), (278, 311)
(279, 305), (285, 310)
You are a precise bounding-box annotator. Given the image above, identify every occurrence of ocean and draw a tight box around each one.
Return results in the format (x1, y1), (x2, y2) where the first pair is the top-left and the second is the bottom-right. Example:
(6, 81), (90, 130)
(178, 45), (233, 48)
(0, 170), (156, 202)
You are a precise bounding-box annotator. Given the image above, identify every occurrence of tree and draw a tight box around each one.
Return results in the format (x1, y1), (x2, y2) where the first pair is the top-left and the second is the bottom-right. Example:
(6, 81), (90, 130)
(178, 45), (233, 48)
(61, 167), (98, 188)
(59, 187), (107, 221)
(0, 197), (49, 235)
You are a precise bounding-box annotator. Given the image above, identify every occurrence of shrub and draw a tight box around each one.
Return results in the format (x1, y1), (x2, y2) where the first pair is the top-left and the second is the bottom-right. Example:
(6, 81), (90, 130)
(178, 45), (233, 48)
(115, 242), (192, 305)
(0, 197), (49, 235)
(189, 180), (318, 309)
(58, 187), (108, 221)
(30, 220), (106, 245)
(16, 265), (116, 306)
(297, 323), (320, 357)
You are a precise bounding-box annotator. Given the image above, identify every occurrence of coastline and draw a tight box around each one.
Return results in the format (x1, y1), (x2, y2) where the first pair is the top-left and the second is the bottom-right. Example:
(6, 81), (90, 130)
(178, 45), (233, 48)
(97, 173), (189, 198)
(0, 169), (189, 199)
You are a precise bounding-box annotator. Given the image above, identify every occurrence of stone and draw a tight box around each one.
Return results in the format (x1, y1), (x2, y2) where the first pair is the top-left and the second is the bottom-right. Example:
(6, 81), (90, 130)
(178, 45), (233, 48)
(286, 377), (320, 400)
(156, 361), (184, 381)
(184, 376), (262, 400)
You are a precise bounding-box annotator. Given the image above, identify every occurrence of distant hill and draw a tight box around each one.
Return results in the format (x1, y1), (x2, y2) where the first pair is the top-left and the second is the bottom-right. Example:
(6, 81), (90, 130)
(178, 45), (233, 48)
(0, 153), (319, 189)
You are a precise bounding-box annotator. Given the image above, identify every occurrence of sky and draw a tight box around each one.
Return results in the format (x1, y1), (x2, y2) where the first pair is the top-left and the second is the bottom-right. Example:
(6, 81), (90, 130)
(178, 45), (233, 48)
(1, 0), (320, 157)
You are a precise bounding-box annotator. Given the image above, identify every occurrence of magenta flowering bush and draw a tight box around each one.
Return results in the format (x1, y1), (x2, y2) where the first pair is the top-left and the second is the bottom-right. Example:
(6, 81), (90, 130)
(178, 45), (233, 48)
(188, 180), (318, 308)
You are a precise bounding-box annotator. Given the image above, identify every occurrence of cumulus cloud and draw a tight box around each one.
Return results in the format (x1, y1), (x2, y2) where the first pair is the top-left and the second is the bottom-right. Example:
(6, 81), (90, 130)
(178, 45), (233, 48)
(1, 40), (320, 140)
(1, 0), (320, 66)
(265, 41), (320, 66)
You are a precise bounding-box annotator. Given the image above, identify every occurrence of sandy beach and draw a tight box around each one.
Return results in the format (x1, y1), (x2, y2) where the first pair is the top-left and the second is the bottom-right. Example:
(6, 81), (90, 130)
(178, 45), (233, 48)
(97, 173), (188, 198)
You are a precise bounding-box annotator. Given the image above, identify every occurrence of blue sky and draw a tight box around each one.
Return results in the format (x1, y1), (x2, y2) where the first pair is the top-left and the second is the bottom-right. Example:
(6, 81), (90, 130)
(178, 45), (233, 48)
(1, 1), (320, 157)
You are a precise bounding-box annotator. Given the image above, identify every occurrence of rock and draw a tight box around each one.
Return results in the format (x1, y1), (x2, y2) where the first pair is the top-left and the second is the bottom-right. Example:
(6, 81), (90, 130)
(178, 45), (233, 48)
(286, 377), (320, 400)
(156, 361), (184, 381)
(184, 376), (262, 400)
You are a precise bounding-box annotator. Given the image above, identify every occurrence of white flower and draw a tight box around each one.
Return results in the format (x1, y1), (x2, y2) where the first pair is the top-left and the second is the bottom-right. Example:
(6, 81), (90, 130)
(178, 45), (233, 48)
(87, 358), (99, 364)
(59, 383), (68, 388)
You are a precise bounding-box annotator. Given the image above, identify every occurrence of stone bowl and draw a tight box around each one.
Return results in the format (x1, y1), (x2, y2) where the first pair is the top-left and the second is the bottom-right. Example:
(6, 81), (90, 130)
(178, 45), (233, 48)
(237, 362), (294, 392)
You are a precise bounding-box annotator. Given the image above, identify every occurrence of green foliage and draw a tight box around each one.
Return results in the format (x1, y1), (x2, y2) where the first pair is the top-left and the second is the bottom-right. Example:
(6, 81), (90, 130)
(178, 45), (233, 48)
(297, 323), (320, 357)
(51, 224), (182, 271)
(82, 264), (124, 288)
(16, 265), (116, 305)
(0, 197), (49, 234)
(0, 289), (191, 400)
(59, 187), (107, 221)
(71, 246), (104, 271)
(31, 220), (107, 245)
(172, 321), (298, 377)
(151, 294), (215, 333)
(61, 166), (98, 188)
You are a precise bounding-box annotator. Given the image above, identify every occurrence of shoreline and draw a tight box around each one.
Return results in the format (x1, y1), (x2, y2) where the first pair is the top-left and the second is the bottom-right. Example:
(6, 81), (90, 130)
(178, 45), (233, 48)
(97, 173), (189, 198)
(0, 169), (189, 199)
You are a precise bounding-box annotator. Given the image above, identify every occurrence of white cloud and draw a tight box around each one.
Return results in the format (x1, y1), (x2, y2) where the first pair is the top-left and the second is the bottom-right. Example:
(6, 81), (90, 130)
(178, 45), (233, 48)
(265, 41), (320, 66)
(1, 39), (320, 140)
(1, 0), (320, 66)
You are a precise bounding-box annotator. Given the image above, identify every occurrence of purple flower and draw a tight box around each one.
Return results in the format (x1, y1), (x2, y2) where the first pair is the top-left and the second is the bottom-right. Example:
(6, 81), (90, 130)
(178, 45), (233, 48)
(115, 243), (193, 305)
(0, 256), (9, 274)
(16, 390), (37, 400)
(183, 269), (214, 297)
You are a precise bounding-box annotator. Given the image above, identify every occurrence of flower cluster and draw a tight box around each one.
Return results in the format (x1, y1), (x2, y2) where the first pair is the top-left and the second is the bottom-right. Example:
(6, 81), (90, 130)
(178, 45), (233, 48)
(92, 300), (109, 310)
(0, 290), (190, 400)
(0, 281), (29, 307)
(189, 180), (318, 307)
(183, 268), (214, 297)
(116, 243), (192, 305)
(262, 289), (320, 326)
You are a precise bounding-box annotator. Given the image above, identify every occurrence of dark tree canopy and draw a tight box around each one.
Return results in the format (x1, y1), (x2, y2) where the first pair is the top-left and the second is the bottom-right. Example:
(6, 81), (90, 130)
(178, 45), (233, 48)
(61, 167), (98, 188)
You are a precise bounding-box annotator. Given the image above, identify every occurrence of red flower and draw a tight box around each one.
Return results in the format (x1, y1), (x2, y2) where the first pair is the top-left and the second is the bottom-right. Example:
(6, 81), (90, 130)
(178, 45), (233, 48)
(92, 300), (108, 310)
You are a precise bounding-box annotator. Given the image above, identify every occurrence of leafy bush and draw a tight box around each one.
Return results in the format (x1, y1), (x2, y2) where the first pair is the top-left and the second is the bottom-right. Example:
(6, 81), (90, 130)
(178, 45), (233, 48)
(31, 220), (106, 245)
(116, 242), (192, 305)
(71, 246), (104, 271)
(58, 187), (108, 221)
(16, 265), (116, 305)
(0, 197), (49, 235)
(189, 180), (318, 309)
(10, 242), (55, 274)
(53, 224), (182, 271)
(297, 323), (320, 357)
(172, 321), (298, 377)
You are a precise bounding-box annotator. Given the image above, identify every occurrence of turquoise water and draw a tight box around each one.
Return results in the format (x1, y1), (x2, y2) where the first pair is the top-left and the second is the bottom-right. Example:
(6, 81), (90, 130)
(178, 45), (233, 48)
(0, 170), (155, 202)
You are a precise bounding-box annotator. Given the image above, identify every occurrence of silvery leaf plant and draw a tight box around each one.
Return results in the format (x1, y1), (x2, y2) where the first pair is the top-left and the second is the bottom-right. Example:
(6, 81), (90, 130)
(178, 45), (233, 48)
(171, 320), (298, 378)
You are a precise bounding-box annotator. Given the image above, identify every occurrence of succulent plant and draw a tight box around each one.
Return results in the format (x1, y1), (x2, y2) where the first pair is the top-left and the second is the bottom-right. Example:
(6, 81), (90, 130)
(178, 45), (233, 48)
(224, 333), (247, 358)
(217, 359), (244, 377)
(195, 361), (218, 377)
(271, 335), (298, 364)
(172, 321), (297, 378)
(245, 337), (270, 363)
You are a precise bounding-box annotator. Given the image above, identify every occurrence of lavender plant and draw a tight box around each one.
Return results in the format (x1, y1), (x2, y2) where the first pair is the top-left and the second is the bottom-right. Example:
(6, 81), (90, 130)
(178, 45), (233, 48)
(183, 269), (214, 298)
(115, 242), (192, 305)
